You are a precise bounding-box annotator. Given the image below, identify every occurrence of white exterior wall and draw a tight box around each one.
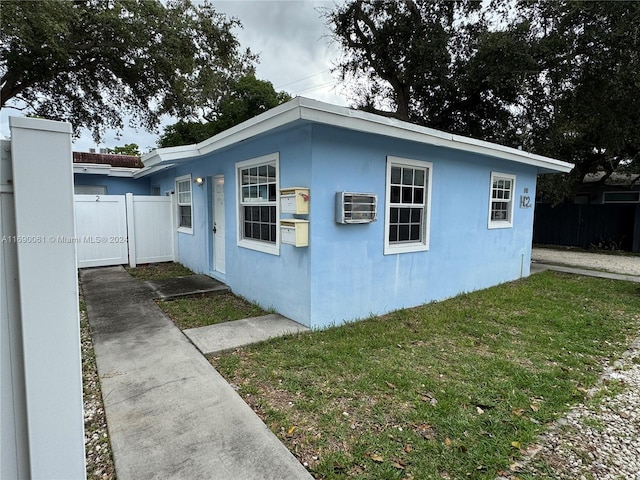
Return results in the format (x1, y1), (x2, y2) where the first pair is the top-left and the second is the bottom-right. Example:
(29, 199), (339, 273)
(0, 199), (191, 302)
(1, 118), (85, 479)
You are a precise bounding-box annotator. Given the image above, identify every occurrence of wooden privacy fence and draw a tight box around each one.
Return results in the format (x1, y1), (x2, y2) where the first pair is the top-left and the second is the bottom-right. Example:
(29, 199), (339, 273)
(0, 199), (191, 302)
(74, 193), (175, 268)
(533, 203), (640, 252)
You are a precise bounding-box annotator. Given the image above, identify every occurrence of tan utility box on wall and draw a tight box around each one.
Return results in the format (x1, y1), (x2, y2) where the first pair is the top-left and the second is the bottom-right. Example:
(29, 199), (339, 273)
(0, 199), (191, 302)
(280, 219), (309, 247)
(280, 187), (309, 214)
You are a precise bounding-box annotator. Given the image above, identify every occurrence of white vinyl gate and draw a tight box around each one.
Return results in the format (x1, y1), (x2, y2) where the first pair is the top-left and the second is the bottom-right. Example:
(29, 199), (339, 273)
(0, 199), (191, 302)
(74, 193), (175, 268)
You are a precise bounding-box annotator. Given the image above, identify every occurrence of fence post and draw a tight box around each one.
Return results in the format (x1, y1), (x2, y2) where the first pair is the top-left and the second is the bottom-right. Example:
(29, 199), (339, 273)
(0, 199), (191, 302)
(126, 192), (136, 268)
(8, 117), (86, 479)
(1, 139), (30, 478)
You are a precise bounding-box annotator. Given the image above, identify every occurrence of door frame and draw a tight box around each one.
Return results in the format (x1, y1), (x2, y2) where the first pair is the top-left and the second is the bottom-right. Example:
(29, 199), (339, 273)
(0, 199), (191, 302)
(212, 175), (226, 275)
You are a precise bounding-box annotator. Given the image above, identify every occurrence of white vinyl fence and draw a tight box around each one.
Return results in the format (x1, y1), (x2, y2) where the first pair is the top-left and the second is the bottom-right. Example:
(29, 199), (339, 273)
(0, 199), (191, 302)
(74, 193), (175, 268)
(126, 195), (175, 266)
(2, 120), (85, 479)
(74, 194), (128, 267)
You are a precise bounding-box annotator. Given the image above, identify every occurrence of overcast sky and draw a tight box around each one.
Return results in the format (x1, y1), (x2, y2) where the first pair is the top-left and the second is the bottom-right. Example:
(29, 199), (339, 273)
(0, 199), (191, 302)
(0, 0), (350, 153)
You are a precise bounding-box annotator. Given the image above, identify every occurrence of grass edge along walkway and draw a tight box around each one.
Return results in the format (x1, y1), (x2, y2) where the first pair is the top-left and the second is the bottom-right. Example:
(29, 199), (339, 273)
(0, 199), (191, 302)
(125, 262), (268, 330)
(211, 271), (640, 480)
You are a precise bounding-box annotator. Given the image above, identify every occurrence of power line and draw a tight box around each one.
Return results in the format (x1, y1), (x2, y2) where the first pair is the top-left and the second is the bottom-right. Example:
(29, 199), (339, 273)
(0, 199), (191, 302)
(293, 80), (338, 95)
(275, 69), (332, 90)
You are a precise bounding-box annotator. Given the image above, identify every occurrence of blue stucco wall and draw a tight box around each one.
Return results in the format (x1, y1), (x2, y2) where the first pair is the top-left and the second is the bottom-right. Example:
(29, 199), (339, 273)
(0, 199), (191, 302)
(307, 125), (536, 328)
(74, 173), (150, 195)
(147, 126), (314, 326)
(147, 122), (538, 330)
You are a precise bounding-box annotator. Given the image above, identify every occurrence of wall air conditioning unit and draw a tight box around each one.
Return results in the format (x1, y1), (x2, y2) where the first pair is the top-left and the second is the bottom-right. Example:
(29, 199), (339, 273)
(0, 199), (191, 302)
(335, 192), (377, 224)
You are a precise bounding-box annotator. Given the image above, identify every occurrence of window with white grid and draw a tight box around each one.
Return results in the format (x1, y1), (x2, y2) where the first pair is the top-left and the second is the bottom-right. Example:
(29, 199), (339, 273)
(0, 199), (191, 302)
(176, 175), (192, 232)
(384, 156), (432, 255)
(488, 172), (516, 229)
(236, 153), (279, 255)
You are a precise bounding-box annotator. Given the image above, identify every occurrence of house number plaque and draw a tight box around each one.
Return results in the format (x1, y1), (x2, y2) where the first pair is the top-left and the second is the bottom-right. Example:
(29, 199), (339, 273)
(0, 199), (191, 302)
(519, 195), (532, 208)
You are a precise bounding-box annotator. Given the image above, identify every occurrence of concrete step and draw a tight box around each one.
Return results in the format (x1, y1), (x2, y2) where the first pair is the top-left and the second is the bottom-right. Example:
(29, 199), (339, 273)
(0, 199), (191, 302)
(183, 314), (310, 355)
(146, 274), (230, 300)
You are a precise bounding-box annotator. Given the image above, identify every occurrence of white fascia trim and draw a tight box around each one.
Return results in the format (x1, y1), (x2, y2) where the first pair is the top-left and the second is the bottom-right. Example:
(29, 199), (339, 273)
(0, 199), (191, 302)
(297, 98), (574, 173)
(199, 107), (301, 158)
(141, 96), (574, 174)
(142, 144), (200, 166)
(141, 100), (303, 168)
(133, 163), (176, 178)
(73, 163), (138, 177)
(451, 134), (573, 173)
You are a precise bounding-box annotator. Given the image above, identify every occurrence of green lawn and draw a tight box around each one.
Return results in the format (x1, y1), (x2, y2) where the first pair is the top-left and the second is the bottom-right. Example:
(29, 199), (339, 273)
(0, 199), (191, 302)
(125, 262), (194, 281)
(210, 271), (640, 479)
(126, 261), (266, 330)
(158, 293), (268, 330)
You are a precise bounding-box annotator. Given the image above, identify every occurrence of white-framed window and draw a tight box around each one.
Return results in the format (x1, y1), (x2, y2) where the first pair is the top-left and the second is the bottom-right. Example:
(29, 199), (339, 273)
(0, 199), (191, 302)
(236, 153), (279, 255)
(488, 172), (516, 229)
(384, 156), (432, 255)
(176, 174), (193, 233)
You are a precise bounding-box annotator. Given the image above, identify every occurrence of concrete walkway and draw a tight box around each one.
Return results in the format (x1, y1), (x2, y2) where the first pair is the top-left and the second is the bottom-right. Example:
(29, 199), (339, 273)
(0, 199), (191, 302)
(81, 266), (312, 480)
(531, 262), (640, 283)
(185, 314), (310, 355)
(532, 247), (640, 276)
(146, 274), (229, 300)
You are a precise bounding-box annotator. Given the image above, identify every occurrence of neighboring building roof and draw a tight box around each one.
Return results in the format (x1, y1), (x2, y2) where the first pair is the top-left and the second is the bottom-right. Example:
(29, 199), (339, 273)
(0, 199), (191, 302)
(73, 151), (144, 168)
(583, 171), (640, 187)
(73, 163), (139, 178)
(140, 97), (574, 176)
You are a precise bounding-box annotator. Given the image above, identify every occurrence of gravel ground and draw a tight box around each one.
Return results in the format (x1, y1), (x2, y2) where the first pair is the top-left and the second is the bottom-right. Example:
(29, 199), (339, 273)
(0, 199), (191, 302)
(520, 248), (640, 479)
(81, 294), (116, 479)
(515, 335), (640, 480)
(532, 247), (640, 276)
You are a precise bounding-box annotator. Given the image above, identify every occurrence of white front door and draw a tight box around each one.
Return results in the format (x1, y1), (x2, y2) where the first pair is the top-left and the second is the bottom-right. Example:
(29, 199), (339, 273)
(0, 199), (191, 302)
(213, 176), (226, 274)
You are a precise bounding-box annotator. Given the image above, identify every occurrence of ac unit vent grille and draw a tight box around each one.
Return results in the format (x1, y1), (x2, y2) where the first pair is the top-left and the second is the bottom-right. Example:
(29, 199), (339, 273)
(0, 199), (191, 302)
(335, 192), (377, 224)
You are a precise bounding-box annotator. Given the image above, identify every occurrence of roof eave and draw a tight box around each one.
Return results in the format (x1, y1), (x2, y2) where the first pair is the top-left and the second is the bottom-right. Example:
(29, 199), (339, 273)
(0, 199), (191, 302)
(297, 99), (573, 173)
(73, 163), (140, 177)
(133, 162), (177, 179)
(141, 99), (305, 169)
(141, 97), (573, 174)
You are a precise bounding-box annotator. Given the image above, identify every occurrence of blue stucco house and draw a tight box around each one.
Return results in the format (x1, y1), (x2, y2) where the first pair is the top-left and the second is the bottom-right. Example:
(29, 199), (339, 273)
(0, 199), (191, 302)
(77, 97), (573, 329)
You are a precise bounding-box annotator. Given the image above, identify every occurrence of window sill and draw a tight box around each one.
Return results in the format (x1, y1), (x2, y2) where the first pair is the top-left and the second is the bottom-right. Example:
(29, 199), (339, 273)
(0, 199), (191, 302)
(238, 238), (279, 256)
(488, 221), (513, 230)
(384, 242), (429, 255)
(177, 227), (193, 235)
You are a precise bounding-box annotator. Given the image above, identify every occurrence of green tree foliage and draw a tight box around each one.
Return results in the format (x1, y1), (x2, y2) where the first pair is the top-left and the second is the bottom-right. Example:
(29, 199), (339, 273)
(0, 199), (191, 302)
(512, 1), (640, 202)
(324, 0), (530, 144)
(0, 0), (255, 141)
(158, 74), (291, 147)
(326, 0), (640, 201)
(109, 143), (140, 156)
(158, 121), (216, 148)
